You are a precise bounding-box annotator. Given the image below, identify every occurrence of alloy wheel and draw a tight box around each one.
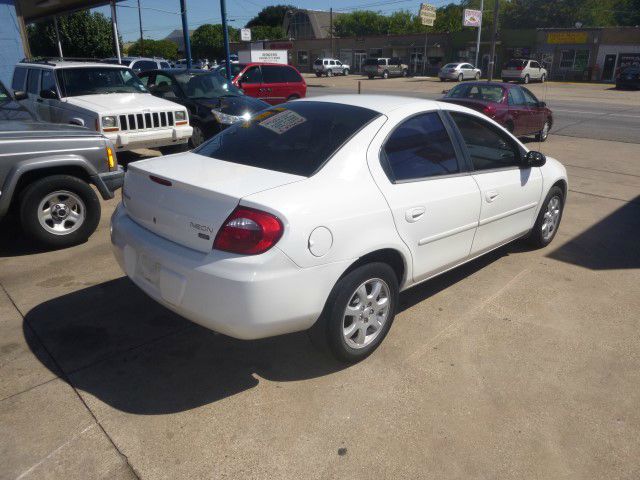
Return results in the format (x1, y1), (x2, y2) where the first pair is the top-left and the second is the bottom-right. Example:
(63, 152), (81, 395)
(342, 278), (391, 349)
(37, 190), (86, 236)
(541, 196), (561, 241)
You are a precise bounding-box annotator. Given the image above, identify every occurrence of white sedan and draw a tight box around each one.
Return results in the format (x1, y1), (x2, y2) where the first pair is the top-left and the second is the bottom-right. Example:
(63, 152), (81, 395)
(111, 95), (567, 362)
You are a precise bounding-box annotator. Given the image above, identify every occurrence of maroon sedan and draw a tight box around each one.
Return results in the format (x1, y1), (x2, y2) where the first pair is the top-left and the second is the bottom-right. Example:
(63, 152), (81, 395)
(441, 81), (552, 141)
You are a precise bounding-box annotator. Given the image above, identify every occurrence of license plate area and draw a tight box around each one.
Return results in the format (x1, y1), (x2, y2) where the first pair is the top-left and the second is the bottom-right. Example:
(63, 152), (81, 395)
(139, 254), (160, 286)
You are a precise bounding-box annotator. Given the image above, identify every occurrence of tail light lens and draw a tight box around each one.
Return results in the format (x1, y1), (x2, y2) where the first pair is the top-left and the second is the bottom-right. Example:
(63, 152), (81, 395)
(214, 207), (283, 255)
(483, 104), (497, 117)
(516, 66), (524, 71)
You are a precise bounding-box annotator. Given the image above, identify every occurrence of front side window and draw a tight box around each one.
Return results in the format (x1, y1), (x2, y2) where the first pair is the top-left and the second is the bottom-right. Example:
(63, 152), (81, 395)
(194, 102), (380, 177)
(382, 112), (459, 182)
(507, 87), (526, 106)
(41, 70), (56, 93)
(57, 67), (147, 96)
(241, 66), (262, 84)
(12, 67), (27, 91)
(450, 112), (520, 170)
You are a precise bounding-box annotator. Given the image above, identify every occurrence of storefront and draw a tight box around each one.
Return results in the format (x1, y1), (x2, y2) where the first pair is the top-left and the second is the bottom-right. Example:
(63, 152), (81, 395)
(594, 28), (640, 82)
(535, 29), (599, 81)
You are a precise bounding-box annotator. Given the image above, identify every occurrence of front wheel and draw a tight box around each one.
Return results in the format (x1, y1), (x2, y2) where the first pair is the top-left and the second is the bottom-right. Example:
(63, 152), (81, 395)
(310, 262), (399, 363)
(457, 73), (463, 82)
(540, 73), (546, 83)
(528, 186), (564, 248)
(343, 68), (349, 76)
(188, 123), (205, 149)
(523, 74), (530, 84)
(382, 70), (389, 79)
(475, 72), (481, 80)
(326, 69), (333, 77)
(19, 175), (101, 248)
(536, 119), (551, 142)
(315, 72), (322, 77)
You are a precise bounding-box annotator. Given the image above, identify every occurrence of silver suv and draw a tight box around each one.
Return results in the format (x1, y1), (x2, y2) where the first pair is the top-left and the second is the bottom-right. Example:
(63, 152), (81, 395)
(502, 59), (547, 84)
(313, 58), (350, 77)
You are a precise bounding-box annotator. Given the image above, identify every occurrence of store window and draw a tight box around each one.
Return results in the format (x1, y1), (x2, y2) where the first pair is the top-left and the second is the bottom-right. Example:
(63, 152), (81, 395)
(369, 48), (383, 58)
(297, 50), (309, 66)
(559, 49), (590, 71)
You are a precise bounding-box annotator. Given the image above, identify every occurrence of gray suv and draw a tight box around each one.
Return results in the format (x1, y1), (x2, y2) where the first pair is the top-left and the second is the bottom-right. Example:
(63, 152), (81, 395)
(363, 57), (408, 79)
(1, 81), (123, 247)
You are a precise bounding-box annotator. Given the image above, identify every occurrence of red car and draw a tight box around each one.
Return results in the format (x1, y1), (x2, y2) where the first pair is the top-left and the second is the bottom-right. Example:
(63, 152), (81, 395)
(230, 63), (307, 105)
(441, 81), (553, 141)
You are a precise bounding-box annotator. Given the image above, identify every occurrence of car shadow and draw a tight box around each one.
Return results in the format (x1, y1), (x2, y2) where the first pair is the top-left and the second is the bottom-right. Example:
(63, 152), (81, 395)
(547, 195), (640, 270)
(24, 241), (521, 415)
(0, 214), (67, 257)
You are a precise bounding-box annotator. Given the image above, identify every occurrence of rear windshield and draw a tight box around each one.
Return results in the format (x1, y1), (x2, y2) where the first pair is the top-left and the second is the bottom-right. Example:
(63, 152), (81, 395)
(314, 59), (322, 65)
(505, 59), (526, 68)
(446, 83), (505, 102)
(194, 102), (380, 177)
(443, 63), (458, 68)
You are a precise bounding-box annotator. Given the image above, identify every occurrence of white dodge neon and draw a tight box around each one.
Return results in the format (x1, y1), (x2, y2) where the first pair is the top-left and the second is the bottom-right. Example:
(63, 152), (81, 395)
(111, 95), (567, 362)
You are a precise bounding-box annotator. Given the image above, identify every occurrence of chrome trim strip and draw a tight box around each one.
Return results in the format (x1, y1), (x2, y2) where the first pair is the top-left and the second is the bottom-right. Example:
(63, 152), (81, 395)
(0, 146), (100, 157)
(478, 202), (538, 226)
(418, 221), (478, 246)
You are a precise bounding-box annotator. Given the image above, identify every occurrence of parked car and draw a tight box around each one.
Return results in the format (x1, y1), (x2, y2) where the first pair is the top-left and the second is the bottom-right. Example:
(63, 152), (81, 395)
(0, 118), (123, 247)
(501, 59), (547, 84)
(12, 60), (192, 154)
(215, 62), (246, 80)
(139, 69), (269, 148)
(111, 95), (567, 362)
(313, 58), (350, 77)
(438, 62), (482, 82)
(174, 59), (207, 70)
(0, 79), (33, 121)
(103, 57), (172, 73)
(232, 63), (307, 104)
(615, 66), (640, 90)
(441, 81), (553, 141)
(363, 58), (409, 79)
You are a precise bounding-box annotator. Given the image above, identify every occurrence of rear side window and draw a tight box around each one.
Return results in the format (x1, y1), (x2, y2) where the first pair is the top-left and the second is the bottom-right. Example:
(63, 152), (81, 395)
(194, 102), (380, 177)
(314, 59), (322, 65)
(132, 60), (158, 73)
(261, 65), (284, 83)
(505, 59), (526, 68)
(382, 112), (459, 182)
(12, 67), (27, 91)
(41, 69), (56, 92)
(281, 66), (302, 82)
(27, 69), (40, 94)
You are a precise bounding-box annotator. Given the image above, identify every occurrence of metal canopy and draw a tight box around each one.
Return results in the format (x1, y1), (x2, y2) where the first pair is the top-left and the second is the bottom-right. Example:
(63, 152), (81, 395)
(17, 0), (123, 22)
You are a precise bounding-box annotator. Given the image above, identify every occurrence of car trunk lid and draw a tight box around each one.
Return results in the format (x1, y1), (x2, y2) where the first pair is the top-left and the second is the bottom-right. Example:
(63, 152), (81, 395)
(123, 152), (304, 252)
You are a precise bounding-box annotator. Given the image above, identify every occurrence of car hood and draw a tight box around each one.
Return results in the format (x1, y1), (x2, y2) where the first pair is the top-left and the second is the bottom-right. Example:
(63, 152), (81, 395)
(65, 93), (182, 113)
(0, 120), (101, 139)
(197, 95), (269, 116)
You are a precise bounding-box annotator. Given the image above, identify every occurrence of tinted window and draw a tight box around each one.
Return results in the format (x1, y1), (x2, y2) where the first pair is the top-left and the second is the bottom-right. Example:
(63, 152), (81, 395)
(27, 69), (40, 94)
(382, 112), (459, 181)
(450, 112), (520, 170)
(194, 102), (380, 177)
(132, 60), (158, 73)
(160, 62), (171, 69)
(314, 59), (322, 65)
(446, 84), (505, 102)
(507, 87), (526, 105)
(241, 66), (262, 84)
(329, 60), (336, 65)
(12, 67), (27, 91)
(530, 61), (540, 68)
(138, 73), (152, 86)
(443, 63), (458, 69)
(57, 68), (147, 96)
(41, 69), (56, 92)
(505, 59), (526, 68)
(281, 66), (302, 82)
(521, 87), (539, 106)
(261, 65), (285, 83)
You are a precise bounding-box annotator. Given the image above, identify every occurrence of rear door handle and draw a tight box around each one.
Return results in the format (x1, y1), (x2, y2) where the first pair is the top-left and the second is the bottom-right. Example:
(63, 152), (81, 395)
(405, 206), (426, 222)
(485, 190), (499, 202)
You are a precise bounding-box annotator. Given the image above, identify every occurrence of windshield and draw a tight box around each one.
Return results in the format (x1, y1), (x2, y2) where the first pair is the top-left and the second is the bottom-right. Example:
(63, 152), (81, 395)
(194, 102), (380, 177)
(175, 72), (241, 99)
(0, 82), (9, 102)
(446, 84), (505, 102)
(443, 63), (458, 69)
(57, 67), (147, 96)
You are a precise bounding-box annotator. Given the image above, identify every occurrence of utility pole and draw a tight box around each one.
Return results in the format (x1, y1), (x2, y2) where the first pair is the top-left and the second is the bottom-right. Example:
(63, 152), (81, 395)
(220, 0), (232, 80)
(474, 0), (483, 70)
(329, 8), (334, 57)
(137, 0), (144, 56)
(487, 0), (499, 81)
(180, 0), (192, 69)
(110, 0), (121, 64)
(53, 16), (63, 58)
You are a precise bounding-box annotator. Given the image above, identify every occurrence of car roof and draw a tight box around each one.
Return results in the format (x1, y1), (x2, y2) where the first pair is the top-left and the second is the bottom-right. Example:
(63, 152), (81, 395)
(450, 81), (511, 88)
(18, 60), (129, 69)
(141, 68), (211, 75)
(296, 94), (440, 114)
(243, 62), (295, 67)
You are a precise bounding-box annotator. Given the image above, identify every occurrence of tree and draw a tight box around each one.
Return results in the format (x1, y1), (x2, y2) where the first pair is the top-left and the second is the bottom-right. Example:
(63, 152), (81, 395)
(27, 10), (118, 58)
(333, 10), (390, 37)
(246, 5), (294, 28)
(386, 10), (426, 34)
(614, 0), (640, 25)
(127, 39), (178, 60)
(191, 24), (239, 60)
(501, 0), (617, 28)
(249, 25), (286, 41)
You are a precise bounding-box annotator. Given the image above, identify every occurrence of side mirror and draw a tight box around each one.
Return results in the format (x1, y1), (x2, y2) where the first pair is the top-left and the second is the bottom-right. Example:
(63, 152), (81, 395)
(524, 150), (546, 167)
(537, 101), (546, 108)
(13, 90), (27, 101)
(39, 89), (59, 100)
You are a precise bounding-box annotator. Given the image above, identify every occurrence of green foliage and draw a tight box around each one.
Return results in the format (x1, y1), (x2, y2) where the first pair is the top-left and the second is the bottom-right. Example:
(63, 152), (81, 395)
(249, 25), (287, 40)
(501, 0), (618, 28)
(27, 10), (118, 58)
(127, 39), (178, 60)
(246, 5), (295, 28)
(333, 10), (394, 36)
(191, 24), (239, 60)
(614, 0), (640, 25)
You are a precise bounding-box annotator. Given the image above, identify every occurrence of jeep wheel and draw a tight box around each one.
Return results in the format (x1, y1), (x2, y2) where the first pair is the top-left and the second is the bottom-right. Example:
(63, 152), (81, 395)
(326, 69), (333, 77)
(188, 122), (205, 149)
(382, 70), (389, 79)
(20, 175), (100, 248)
(343, 68), (349, 76)
(315, 72), (322, 77)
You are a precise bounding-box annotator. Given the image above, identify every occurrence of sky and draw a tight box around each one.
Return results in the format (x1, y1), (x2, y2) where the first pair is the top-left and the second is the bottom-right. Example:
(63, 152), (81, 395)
(93, 0), (449, 42)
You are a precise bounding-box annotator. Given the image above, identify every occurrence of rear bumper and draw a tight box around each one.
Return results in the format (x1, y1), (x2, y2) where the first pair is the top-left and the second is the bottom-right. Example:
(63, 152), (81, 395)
(104, 125), (193, 151)
(439, 72), (459, 79)
(110, 204), (350, 340)
(501, 72), (524, 79)
(93, 166), (125, 200)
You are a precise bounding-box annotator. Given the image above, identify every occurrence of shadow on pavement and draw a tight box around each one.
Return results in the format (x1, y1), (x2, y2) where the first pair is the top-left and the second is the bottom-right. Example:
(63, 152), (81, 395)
(0, 214), (65, 257)
(24, 277), (345, 414)
(547, 195), (640, 270)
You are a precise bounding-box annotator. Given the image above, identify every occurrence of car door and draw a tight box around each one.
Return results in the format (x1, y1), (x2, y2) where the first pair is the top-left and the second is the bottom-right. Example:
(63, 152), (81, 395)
(335, 60), (344, 74)
(238, 65), (265, 101)
(462, 64), (473, 79)
(506, 86), (531, 135)
(529, 61), (542, 80)
(368, 111), (481, 282)
(36, 69), (58, 122)
(447, 111), (543, 255)
(23, 68), (41, 118)
(521, 87), (544, 133)
(260, 65), (288, 104)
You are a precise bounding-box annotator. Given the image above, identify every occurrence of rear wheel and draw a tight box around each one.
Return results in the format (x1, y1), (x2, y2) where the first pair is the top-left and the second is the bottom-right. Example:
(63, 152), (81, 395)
(523, 74), (530, 84)
(540, 73), (546, 83)
(475, 72), (481, 80)
(528, 186), (564, 248)
(402, 69), (408, 77)
(315, 72), (322, 77)
(310, 262), (398, 363)
(19, 175), (100, 248)
(368, 74), (375, 79)
(382, 70), (389, 79)
(343, 68), (349, 76)
(326, 69), (333, 77)
(457, 73), (463, 82)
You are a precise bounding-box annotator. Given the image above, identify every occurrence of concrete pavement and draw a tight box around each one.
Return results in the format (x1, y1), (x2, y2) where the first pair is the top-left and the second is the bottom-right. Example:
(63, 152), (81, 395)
(1, 91), (639, 479)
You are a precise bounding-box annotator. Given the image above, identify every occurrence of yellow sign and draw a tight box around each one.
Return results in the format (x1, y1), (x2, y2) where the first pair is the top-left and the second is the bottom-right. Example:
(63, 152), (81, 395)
(547, 32), (588, 44)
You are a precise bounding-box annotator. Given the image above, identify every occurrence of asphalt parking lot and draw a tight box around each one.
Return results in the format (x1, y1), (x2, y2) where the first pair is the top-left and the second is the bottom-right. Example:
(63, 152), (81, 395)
(1, 76), (639, 479)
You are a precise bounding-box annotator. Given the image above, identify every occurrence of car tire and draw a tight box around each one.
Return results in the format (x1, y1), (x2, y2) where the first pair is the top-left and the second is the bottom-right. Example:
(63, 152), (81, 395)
(540, 73), (546, 83)
(368, 74), (375, 79)
(523, 74), (530, 84)
(535, 119), (551, 142)
(159, 143), (189, 155)
(528, 186), (564, 248)
(19, 175), (101, 248)
(502, 78), (509, 83)
(310, 262), (399, 363)
(287, 94), (300, 101)
(382, 70), (389, 79)
(188, 122), (205, 149)
(343, 68), (349, 76)
(475, 72), (481, 80)
(326, 69), (333, 77)
(457, 73), (463, 82)
(402, 69), (408, 77)
(440, 78), (446, 82)
(315, 72), (322, 77)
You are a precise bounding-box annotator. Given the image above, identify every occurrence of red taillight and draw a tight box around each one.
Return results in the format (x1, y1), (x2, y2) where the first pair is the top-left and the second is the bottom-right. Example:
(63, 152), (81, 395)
(214, 207), (283, 255)
(516, 66), (524, 71)
(483, 104), (497, 117)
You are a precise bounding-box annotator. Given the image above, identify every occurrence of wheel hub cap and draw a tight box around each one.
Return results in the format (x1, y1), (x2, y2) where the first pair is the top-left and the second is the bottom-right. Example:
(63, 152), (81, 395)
(37, 190), (86, 236)
(541, 196), (561, 241)
(342, 278), (390, 349)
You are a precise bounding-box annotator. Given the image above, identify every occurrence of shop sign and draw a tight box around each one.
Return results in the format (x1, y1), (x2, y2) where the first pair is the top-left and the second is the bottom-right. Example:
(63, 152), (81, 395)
(419, 3), (436, 26)
(547, 32), (588, 44)
(617, 53), (640, 70)
(463, 9), (482, 27)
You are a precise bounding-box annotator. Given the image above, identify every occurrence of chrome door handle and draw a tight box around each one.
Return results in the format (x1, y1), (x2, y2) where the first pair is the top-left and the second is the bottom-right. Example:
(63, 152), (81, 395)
(405, 206), (426, 222)
(485, 191), (499, 202)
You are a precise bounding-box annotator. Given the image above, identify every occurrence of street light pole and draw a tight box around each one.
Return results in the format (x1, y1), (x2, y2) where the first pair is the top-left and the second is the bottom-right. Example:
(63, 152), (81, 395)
(487, 0), (499, 81)
(474, 0), (483, 69)
(220, 0), (232, 80)
(180, 0), (192, 69)
(137, 0), (144, 56)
